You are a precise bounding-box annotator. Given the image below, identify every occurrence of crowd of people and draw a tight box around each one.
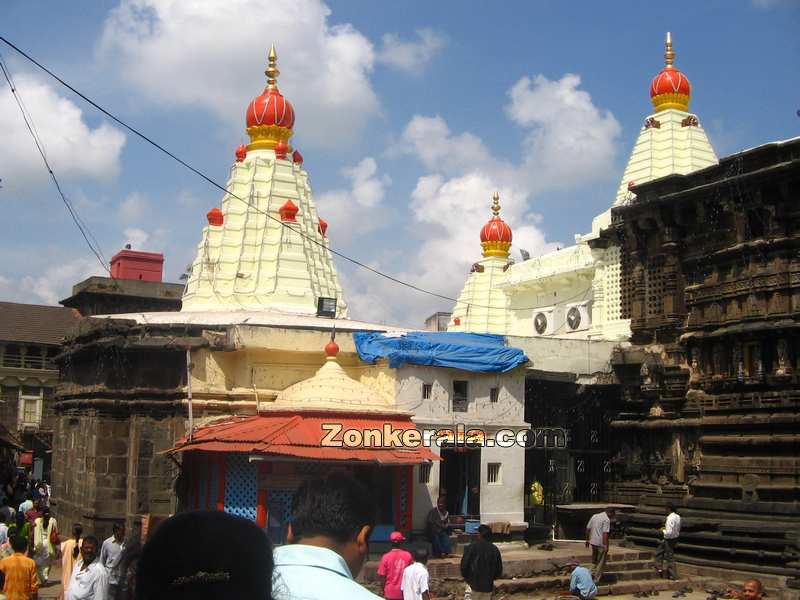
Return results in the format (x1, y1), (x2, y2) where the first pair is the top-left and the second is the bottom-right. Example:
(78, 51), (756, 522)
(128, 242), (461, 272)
(0, 472), (771, 600)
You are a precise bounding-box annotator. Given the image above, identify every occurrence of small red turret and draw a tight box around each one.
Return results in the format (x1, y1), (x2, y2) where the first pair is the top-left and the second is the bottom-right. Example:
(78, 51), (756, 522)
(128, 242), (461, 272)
(279, 199), (299, 222)
(207, 207), (224, 226)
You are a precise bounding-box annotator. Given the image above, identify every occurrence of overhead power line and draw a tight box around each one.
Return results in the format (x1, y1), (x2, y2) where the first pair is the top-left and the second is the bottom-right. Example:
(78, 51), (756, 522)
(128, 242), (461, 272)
(0, 35), (597, 316)
(0, 52), (111, 276)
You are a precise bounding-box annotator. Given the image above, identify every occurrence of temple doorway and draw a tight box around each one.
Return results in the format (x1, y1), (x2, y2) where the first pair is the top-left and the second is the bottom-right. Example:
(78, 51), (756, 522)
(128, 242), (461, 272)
(439, 446), (481, 518)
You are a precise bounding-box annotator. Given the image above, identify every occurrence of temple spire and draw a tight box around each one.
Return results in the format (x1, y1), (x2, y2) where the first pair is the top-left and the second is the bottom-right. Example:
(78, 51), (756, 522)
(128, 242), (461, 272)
(265, 44), (280, 89)
(491, 191), (501, 217)
(664, 32), (675, 68)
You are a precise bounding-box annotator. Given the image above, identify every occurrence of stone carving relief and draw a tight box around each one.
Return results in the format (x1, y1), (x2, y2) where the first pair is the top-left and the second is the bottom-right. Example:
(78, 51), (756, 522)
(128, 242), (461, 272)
(712, 343), (726, 378)
(776, 338), (792, 376)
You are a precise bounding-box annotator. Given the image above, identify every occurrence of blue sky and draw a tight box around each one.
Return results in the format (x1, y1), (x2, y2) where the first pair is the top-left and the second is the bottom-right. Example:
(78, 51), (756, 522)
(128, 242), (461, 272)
(1, 0), (798, 326)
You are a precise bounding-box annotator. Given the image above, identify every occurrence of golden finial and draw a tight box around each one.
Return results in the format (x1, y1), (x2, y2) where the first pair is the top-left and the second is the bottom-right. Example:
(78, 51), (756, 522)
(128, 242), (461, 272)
(664, 32), (675, 68)
(491, 191), (501, 217)
(265, 44), (280, 89)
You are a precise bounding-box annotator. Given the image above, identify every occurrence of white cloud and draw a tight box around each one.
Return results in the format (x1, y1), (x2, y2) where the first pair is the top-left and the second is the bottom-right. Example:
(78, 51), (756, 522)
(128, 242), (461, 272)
(377, 29), (446, 73)
(317, 157), (391, 240)
(344, 73), (619, 325)
(118, 192), (151, 223)
(122, 226), (169, 252)
(17, 257), (106, 305)
(123, 227), (150, 249)
(97, 0), (379, 147)
(507, 74), (621, 192)
(0, 72), (126, 192)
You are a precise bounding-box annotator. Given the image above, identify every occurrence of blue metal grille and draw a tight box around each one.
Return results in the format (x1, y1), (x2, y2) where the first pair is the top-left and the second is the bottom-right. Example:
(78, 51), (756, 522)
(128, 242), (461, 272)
(224, 455), (257, 521)
(267, 489), (294, 545)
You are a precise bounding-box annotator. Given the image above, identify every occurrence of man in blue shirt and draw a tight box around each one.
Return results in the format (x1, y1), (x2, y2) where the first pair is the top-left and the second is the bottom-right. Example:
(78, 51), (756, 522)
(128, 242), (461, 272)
(272, 472), (382, 600)
(567, 560), (598, 599)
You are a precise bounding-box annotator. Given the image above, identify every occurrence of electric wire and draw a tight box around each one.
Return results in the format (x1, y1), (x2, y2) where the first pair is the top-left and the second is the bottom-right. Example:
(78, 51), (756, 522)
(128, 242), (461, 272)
(0, 52), (111, 275)
(0, 35), (602, 315)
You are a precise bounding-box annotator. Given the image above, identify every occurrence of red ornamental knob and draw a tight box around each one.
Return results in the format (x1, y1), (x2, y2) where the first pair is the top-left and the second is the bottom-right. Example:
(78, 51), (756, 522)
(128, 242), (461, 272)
(453, 317), (461, 326)
(318, 218), (328, 237)
(235, 144), (247, 162)
(628, 181), (636, 189)
(292, 149), (303, 165)
(279, 199), (298, 222)
(324, 340), (339, 357)
(207, 208), (224, 226)
(275, 140), (289, 159)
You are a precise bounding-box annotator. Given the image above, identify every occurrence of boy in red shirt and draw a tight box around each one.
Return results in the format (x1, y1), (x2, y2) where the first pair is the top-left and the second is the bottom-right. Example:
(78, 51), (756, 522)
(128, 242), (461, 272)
(377, 532), (413, 600)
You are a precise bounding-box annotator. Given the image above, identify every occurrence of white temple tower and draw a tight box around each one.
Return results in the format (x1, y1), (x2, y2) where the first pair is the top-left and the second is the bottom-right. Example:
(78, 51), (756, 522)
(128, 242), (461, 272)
(448, 193), (514, 333)
(181, 46), (347, 317)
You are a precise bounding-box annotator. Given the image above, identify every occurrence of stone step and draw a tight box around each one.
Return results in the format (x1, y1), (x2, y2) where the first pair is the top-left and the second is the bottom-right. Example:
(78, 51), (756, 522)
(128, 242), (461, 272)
(604, 559), (652, 571)
(497, 576), (692, 596)
(601, 568), (659, 583)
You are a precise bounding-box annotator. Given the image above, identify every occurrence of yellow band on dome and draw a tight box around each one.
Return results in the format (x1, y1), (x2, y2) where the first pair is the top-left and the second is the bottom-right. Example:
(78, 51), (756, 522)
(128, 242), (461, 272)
(246, 125), (294, 151)
(481, 240), (511, 258)
(651, 92), (690, 113)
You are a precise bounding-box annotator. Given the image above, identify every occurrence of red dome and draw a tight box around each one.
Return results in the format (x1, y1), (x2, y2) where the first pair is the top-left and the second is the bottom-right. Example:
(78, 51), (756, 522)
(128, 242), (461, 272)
(246, 88), (295, 130)
(279, 199), (299, 222)
(650, 67), (691, 99)
(275, 140), (289, 159)
(318, 218), (328, 237)
(480, 217), (512, 244)
(292, 149), (303, 164)
(207, 207), (224, 227)
(324, 339), (339, 357)
(235, 144), (247, 162)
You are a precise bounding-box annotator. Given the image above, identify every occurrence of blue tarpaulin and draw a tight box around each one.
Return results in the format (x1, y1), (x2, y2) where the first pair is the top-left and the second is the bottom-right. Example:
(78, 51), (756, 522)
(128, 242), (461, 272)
(352, 331), (528, 373)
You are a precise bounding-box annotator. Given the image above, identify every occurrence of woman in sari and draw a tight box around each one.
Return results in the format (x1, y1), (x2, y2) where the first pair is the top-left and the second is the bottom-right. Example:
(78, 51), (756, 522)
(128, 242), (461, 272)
(58, 523), (83, 600)
(0, 523), (16, 559)
(32, 506), (58, 584)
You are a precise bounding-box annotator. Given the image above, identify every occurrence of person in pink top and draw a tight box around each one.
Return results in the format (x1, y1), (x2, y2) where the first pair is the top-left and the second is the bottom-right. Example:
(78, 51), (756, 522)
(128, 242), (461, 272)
(377, 531), (413, 600)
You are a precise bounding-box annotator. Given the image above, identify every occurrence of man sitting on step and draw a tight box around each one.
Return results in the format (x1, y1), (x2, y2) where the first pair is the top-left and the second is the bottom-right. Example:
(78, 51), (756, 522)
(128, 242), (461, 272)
(564, 559), (597, 600)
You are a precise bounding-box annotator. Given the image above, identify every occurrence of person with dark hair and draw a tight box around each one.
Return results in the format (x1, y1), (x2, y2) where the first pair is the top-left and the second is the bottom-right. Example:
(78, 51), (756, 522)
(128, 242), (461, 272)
(59, 523), (83, 600)
(272, 472), (380, 600)
(585, 507), (615, 582)
(32, 507), (57, 585)
(460, 525), (503, 600)
(654, 504), (680, 580)
(0, 525), (19, 559)
(65, 536), (107, 600)
(134, 511), (272, 600)
(0, 535), (39, 600)
(100, 523), (126, 599)
(425, 497), (451, 558)
(566, 559), (597, 599)
(728, 578), (763, 600)
(0, 498), (16, 528)
(0, 511), (8, 547)
(377, 532), (413, 600)
(400, 548), (430, 600)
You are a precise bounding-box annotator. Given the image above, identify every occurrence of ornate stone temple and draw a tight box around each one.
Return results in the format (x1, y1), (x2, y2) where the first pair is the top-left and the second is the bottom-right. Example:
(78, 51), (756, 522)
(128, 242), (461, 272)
(602, 136), (800, 587)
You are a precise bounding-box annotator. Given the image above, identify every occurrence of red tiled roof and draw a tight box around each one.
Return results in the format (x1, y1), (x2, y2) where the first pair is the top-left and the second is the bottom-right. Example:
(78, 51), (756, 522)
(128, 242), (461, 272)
(0, 302), (82, 345)
(169, 413), (439, 465)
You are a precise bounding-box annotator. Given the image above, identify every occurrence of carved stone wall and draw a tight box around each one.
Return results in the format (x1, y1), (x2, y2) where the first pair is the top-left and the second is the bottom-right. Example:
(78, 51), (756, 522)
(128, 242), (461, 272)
(606, 139), (800, 582)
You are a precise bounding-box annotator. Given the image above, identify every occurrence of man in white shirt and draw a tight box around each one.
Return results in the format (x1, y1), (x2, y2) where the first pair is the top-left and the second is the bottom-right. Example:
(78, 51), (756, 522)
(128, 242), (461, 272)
(654, 504), (681, 580)
(99, 523), (126, 599)
(584, 508), (615, 581)
(67, 535), (109, 600)
(401, 548), (431, 600)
